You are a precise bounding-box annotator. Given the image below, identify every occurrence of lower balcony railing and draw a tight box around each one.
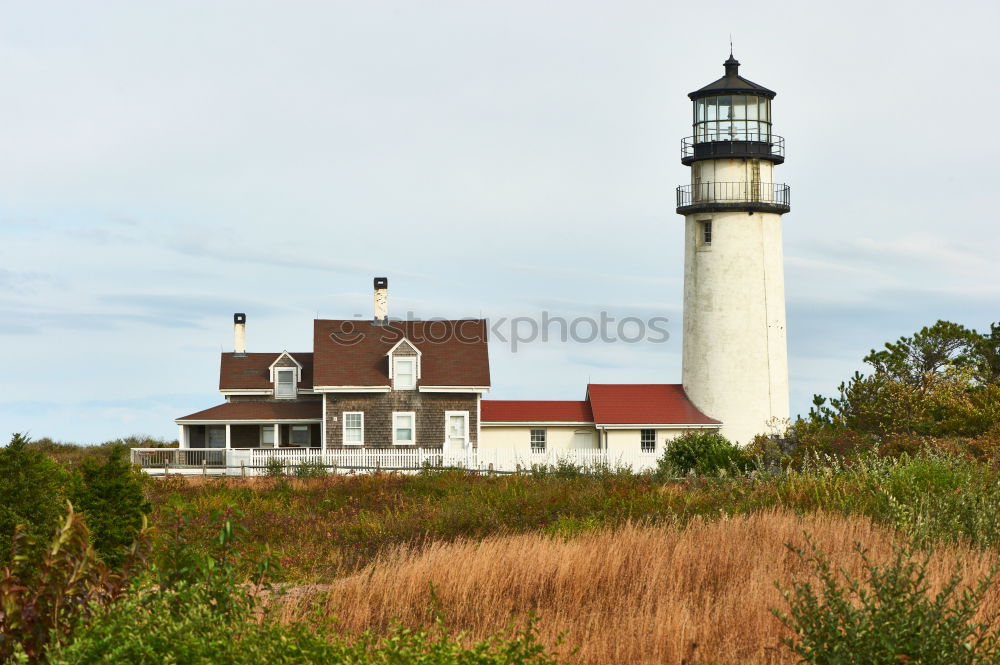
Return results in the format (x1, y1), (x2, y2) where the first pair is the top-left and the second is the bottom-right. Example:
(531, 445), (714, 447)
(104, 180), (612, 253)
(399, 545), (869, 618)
(676, 181), (790, 213)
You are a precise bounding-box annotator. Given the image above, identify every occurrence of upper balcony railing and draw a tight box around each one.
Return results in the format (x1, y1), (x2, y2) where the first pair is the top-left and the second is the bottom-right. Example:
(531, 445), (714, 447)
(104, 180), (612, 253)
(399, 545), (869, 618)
(676, 181), (790, 214)
(681, 133), (785, 164)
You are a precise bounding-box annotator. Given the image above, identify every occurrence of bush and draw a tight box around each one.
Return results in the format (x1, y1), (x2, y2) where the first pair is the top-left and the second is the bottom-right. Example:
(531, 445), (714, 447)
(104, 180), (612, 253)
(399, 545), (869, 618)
(656, 431), (748, 477)
(0, 503), (149, 663)
(71, 444), (152, 568)
(48, 594), (562, 665)
(0, 433), (69, 562)
(264, 456), (286, 477)
(774, 536), (1000, 664)
(294, 460), (328, 479)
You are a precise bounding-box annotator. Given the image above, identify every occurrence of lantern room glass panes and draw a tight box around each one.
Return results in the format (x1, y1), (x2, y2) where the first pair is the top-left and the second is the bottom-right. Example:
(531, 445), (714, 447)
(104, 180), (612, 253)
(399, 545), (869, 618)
(694, 95), (771, 143)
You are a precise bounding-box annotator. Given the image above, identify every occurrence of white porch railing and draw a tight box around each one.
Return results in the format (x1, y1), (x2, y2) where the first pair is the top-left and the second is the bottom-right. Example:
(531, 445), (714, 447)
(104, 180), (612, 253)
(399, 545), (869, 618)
(131, 447), (226, 469)
(131, 446), (663, 476)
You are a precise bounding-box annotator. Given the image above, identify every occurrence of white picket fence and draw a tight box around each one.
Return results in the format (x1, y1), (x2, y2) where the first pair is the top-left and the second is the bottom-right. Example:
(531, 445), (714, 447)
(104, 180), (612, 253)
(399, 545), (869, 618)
(131, 446), (661, 476)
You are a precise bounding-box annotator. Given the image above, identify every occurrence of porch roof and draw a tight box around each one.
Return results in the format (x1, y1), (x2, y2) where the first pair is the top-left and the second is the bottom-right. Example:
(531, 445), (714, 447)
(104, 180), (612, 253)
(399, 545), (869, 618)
(176, 401), (322, 423)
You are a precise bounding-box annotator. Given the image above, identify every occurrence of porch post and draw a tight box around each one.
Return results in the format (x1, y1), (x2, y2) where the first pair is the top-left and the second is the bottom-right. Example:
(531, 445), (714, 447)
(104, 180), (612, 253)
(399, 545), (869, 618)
(274, 423), (282, 447)
(177, 424), (187, 449)
(321, 395), (327, 452)
(225, 424), (231, 449)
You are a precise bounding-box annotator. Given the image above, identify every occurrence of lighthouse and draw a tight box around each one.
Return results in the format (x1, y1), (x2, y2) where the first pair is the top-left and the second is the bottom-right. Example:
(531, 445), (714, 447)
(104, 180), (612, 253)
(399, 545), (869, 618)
(677, 54), (790, 444)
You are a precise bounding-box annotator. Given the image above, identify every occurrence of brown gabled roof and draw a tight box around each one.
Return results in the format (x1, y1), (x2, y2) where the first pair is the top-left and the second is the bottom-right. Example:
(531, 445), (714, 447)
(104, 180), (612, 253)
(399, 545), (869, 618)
(219, 353), (313, 391)
(586, 384), (720, 426)
(176, 401), (322, 422)
(481, 400), (593, 423)
(312, 319), (490, 388)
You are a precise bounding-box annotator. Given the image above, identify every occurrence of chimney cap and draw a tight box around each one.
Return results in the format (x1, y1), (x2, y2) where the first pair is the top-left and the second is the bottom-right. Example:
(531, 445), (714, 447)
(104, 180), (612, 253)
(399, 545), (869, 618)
(374, 277), (388, 289)
(234, 313), (246, 324)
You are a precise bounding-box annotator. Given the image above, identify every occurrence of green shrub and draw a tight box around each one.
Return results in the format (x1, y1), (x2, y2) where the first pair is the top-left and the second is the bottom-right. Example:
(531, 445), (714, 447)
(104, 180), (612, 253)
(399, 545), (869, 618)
(0, 433), (69, 562)
(774, 536), (1000, 664)
(656, 431), (748, 477)
(0, 503), (149, 663)
(71, 444), (151, 568)
(264, 457), (286, 477)
(294, 460), (328, 479)
(48, 593), (562, 665)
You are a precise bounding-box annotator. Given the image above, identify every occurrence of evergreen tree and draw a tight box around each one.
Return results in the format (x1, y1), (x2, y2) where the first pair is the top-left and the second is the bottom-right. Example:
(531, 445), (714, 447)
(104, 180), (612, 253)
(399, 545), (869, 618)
(0, 433), (69, 562)
(71, 444), (151, 567)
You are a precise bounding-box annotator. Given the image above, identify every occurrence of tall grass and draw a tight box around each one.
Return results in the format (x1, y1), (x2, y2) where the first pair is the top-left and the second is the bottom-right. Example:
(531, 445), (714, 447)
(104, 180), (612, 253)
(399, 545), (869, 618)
(273, 511), (1000, 665)
(144, 452), (1000, 582)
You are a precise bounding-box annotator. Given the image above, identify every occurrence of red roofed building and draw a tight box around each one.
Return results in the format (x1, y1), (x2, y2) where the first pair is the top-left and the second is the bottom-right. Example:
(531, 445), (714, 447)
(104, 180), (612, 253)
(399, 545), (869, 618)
(173, 278), (719, 461)
(480, 384), (719, 457)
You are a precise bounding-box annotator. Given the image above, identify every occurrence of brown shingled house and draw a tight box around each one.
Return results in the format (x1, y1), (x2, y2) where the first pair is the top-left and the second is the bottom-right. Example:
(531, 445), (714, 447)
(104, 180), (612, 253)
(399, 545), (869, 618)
(176, 279), (490, 451)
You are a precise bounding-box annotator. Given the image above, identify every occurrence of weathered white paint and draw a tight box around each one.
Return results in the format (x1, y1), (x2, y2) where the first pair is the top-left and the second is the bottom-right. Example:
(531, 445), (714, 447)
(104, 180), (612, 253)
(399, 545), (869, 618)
(479, 425), (600, 454)
(682, 158), (790, 444)
(234, 320), (246, 354)
(481, 425), (714, 457)
(374, 285), (388, 321)
(603, 427), (708, 457)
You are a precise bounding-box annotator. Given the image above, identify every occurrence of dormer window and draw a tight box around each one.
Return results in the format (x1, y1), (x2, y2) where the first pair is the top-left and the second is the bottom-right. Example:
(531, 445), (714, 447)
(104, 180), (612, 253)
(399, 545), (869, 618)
(386, 338), (421, 391)
(275, 368), (296, 398)
(268, 351), (303, 399)
(393, 357), (416, 390)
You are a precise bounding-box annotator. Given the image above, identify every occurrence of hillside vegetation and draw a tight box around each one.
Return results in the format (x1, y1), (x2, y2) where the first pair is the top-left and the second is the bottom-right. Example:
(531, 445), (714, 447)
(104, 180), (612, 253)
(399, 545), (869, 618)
(6, 319), (1000, 664)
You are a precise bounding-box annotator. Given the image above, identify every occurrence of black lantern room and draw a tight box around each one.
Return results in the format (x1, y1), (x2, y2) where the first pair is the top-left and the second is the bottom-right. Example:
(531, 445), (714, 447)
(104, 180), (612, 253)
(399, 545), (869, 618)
(681, 55), (784, 165)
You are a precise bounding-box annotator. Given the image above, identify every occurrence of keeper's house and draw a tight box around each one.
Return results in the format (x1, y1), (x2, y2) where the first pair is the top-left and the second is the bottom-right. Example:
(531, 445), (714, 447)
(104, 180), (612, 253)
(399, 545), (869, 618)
(176, 279), (490, 452)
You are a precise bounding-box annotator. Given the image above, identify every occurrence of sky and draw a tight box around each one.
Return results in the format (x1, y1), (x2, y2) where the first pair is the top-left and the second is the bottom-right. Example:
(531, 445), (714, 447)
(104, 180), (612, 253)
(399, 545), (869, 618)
(1, 0), (998, 443)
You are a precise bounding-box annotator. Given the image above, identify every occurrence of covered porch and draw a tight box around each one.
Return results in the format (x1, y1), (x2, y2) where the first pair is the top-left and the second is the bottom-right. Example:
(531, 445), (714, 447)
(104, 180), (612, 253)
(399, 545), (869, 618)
(131, 401), (323, 475)
(177, 400), (322, 451)
(176, 400), (322, 451)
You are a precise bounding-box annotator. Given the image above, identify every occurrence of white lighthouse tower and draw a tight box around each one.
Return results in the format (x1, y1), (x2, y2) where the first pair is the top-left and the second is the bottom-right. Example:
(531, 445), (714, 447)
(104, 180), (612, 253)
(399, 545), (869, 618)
(678, 54), (790, 444)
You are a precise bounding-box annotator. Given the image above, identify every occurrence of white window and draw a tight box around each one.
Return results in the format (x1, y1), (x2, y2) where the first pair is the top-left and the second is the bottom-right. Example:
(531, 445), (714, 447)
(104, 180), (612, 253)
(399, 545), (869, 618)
(700, 220), (712, 246)
(393, 411), (415, 445)
(207, 426), (226, 449)
(261, 425), (275, 447)
(275, 368), (296, 398)
(530, 428), (546, 453)
(393, 357), (416, 390)
(445, 411), (469, 447)
(290, 425), (311, 446)
(343, 412), (364, 446)
(640, 429), (656, 453)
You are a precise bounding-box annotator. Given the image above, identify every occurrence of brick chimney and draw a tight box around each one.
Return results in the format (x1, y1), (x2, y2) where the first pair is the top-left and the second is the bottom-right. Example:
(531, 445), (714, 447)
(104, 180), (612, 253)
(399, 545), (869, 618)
(373, 277), (388, 324)
(234, 313), (247, 355)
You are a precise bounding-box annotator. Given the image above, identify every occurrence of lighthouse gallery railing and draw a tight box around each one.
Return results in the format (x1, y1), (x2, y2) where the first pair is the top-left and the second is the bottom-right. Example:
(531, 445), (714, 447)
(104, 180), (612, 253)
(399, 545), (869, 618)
(676, 182), (790, 208)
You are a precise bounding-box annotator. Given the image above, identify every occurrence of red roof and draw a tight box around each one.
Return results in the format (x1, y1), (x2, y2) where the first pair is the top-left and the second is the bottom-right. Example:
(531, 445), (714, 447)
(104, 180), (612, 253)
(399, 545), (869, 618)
(219, 353), (313, 391)
(177, 401), (322, 422)
(586, 384), (719, 426)
(481, 386), (718, 426)
(312, 319), (490, 388)
(481, 400), (593, 423)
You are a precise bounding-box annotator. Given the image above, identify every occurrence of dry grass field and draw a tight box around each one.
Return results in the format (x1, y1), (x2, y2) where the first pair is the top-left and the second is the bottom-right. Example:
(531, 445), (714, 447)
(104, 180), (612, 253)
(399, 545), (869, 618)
(273, 510), (1000, 665)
